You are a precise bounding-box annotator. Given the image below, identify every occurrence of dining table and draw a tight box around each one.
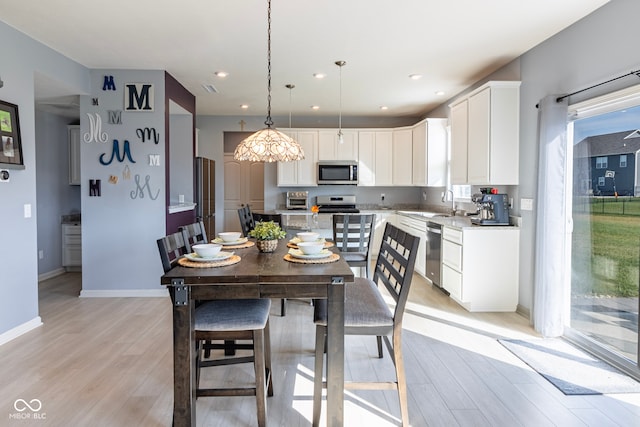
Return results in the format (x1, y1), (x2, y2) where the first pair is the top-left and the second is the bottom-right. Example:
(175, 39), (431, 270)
(160, 236), (354, 427)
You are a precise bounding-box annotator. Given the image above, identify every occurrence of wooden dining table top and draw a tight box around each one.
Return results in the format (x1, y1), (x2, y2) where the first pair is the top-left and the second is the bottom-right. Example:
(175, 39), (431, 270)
(161, 238), (354, 289)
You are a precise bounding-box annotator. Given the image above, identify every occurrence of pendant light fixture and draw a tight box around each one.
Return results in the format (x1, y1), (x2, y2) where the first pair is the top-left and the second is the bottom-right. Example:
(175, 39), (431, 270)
(234, 0), (304, 162)
(335, 60), (346, 144)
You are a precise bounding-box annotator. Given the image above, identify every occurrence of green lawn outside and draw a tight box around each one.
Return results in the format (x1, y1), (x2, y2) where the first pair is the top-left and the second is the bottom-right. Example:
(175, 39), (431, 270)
(572, 197), (640, 297)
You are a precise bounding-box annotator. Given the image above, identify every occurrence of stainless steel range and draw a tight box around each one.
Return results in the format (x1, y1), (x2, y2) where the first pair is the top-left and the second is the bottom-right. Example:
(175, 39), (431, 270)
(316, 195), (360, 213)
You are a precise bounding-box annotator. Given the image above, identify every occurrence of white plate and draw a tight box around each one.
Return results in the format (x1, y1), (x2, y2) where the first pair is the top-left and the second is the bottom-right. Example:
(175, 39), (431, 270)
(184, 251), (234, 262)
(212, 237), (248, 245)
(289, 237), (325, 245)
(288, 248), (332, 259)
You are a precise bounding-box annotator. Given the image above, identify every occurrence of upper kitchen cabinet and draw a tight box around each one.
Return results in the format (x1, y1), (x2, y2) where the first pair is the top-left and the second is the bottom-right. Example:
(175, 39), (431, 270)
(277, 129), (318, 186)
(412, 118), (447, 187)
(449, 81), (520, 185)
(392, 128), (413, 185)
(358, 130), (393, 186)
(318, 129), (358, 161)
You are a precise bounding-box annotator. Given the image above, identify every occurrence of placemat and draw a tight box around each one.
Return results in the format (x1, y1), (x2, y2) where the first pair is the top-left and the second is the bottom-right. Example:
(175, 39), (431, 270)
(283, 253), (340, 264)
(178, 254), (241, 268)
(287, 241), (334, 249)
(213, 241), (255, 250)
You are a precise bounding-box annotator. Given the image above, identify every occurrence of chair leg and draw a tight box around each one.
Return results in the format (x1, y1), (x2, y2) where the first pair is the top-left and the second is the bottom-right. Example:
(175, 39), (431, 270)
(377, 336), (383, 358)
(253, 329), (268, 427)
(280, 298), (286, 316)
(393, 331), (409, 426)
(312, 325), (326, 427)
(196, 340), (202, 396)
(264, 319), (274, 397)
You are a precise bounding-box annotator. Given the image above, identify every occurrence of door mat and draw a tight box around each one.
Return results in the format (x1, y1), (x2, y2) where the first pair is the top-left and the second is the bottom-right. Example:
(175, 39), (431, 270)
(499, 338), (640, 395)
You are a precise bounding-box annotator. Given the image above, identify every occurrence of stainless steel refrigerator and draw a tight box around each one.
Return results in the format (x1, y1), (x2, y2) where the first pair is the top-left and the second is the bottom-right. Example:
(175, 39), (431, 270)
(195, 157), (215, 238)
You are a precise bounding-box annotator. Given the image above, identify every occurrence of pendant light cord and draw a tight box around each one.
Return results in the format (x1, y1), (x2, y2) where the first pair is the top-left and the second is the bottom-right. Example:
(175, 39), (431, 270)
(265, 0), (273, 128)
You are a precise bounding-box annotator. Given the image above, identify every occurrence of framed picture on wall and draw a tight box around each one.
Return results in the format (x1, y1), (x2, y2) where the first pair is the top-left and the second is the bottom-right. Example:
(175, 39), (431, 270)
(0, 100), (24, 169)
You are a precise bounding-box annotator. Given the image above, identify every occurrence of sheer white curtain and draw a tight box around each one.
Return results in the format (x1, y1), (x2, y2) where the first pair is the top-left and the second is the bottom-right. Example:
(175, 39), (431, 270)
(533, 95), (569, 337)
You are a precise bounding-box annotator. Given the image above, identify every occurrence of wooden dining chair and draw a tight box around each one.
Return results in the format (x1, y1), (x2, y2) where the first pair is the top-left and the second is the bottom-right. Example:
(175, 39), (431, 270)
(157, 231), (274, 426)
(237, 205), (255, 237)
(332, 213), (376, 278)
(312, 223), (419, 427)
(252, 212), (289, 316)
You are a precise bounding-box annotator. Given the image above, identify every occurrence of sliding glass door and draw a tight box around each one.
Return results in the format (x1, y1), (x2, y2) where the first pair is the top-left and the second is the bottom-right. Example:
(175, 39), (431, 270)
(569, 97), (640, 375)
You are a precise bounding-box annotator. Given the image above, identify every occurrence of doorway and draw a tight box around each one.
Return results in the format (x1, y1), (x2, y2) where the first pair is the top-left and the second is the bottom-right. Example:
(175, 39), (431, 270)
(568, 91), (640, 378)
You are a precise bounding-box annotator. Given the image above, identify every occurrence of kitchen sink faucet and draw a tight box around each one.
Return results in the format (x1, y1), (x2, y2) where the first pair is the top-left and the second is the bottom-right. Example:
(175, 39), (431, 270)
(443, 189), (456, 216)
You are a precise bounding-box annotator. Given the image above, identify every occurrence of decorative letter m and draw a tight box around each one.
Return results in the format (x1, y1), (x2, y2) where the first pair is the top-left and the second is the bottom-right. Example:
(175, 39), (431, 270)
(125, 83), (154, 111)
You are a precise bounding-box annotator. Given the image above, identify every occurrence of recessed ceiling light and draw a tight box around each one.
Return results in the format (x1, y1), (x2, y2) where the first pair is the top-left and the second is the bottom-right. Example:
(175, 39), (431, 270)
(313, 73), (326, 79)
(435, 90), (445, 96)
(409, 74), (422, 80)
(311, 105), (320, 110)
(214, 71), (228, 78)
(380, 106), (389, 110)
(240, 104), (249, 109)
(202, 84), (218, 93)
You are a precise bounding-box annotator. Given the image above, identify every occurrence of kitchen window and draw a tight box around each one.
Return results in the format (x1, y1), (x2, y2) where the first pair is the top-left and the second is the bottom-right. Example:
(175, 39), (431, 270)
(595, 156), (608, 169)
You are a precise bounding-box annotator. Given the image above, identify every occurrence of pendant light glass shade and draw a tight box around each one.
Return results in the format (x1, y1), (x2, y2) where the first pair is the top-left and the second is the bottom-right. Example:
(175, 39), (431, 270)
(234, 128), (303, 162)
(233, 0), (304, 163)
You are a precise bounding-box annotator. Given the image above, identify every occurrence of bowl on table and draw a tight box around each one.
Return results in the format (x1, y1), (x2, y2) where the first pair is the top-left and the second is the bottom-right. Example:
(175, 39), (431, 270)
(297, 232), (319, 242)
(192, 243), (222, 258)
(296, 241), (325, 255)
(218, 232), (242, 242)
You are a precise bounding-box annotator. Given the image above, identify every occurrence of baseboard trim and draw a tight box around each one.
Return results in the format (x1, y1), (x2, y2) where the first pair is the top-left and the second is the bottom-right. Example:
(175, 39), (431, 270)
(0, 317), (43, 346)
(38, 268), (66, 282)
(79, 289), (169, 298)
(516, 304), (531, 322)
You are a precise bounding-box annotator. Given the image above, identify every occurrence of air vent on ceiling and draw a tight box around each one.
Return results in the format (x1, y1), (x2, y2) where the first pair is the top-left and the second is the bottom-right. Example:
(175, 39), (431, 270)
(202, 84), (219, 93)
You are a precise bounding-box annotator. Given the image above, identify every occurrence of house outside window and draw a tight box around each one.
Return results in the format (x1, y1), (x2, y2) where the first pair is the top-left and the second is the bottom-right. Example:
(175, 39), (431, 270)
(596, 156), (608, 169)
(620, 154), (627, 168)
(598, 176), (605, 186)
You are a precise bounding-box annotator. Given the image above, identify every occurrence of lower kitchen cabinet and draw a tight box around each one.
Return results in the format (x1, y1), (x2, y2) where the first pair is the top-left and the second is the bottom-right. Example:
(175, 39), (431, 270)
(62, 223), (82, 270)
(441, 226), (519, 311)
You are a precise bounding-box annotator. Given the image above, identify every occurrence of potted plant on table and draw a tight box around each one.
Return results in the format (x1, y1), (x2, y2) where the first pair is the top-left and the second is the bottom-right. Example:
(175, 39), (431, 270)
(249, 220), (286, 253)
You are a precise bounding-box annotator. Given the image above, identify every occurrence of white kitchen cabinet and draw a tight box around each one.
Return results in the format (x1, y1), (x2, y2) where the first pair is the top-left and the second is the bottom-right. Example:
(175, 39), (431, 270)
(395, 214), (427, 278)
(392, 128), (413, 185)
(411, 118), (447, 187)
(358, 130), (393, 186)
(450, 100), (468, 184)
(365, 210), (395, 257)
(68, 125), (81, 185)
(441, 225), (519, 312)
(449, 81), (520, 185)
(277, 130), (318, 186)
(62, 223), (82, 270)
(318, 129), (358, 161)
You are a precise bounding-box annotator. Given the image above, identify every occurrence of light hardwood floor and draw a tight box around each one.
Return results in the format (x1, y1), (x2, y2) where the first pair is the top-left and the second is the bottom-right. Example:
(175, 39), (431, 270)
(1, 272), (639, 426)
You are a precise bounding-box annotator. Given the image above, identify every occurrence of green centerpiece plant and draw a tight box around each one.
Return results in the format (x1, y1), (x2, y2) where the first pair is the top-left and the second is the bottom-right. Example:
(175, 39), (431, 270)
(249, 220), (286, 252)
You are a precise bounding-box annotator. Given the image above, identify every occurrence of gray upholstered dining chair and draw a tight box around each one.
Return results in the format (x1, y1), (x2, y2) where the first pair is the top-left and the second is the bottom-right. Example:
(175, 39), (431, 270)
(157, 231), (273, 426)
(332, 213), (376, 278)
(312, 222), (419, 427)
(238, 205), (255, 237)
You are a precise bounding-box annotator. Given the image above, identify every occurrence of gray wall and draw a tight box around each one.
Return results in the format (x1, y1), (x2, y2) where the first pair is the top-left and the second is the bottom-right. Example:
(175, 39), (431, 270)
(79, 70), (167, 294)
(513, 0), (640, 314)
(0, 20), (90, 338)
(35, 110), (81, 275)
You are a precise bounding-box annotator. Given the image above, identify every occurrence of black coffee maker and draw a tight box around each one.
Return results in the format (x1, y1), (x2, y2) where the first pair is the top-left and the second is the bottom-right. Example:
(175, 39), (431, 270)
(470, 193), (510, 225)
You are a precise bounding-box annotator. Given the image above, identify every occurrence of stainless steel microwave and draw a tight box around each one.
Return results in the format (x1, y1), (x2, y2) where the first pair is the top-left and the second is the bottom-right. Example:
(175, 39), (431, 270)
(317, 161), (358, 185)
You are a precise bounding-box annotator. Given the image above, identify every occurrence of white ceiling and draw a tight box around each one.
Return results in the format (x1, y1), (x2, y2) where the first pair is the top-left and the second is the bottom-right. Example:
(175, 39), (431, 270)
(1, 0), (609, 119)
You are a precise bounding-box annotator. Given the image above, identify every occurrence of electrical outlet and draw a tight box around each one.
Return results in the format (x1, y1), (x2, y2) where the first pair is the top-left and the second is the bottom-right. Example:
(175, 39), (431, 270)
(380, 193), (385, 201)
(521, 198), (534, 211)
(38, 250), (44, 260)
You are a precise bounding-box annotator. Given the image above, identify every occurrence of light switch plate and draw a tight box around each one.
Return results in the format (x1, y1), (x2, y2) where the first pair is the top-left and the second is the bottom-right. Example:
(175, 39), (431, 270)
(521, 198), (534, 211)
(24, 203), (31, 218)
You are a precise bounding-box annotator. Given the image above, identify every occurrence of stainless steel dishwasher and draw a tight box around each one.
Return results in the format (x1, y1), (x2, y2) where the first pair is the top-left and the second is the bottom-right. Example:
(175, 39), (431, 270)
(426, 221), (444, 290)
